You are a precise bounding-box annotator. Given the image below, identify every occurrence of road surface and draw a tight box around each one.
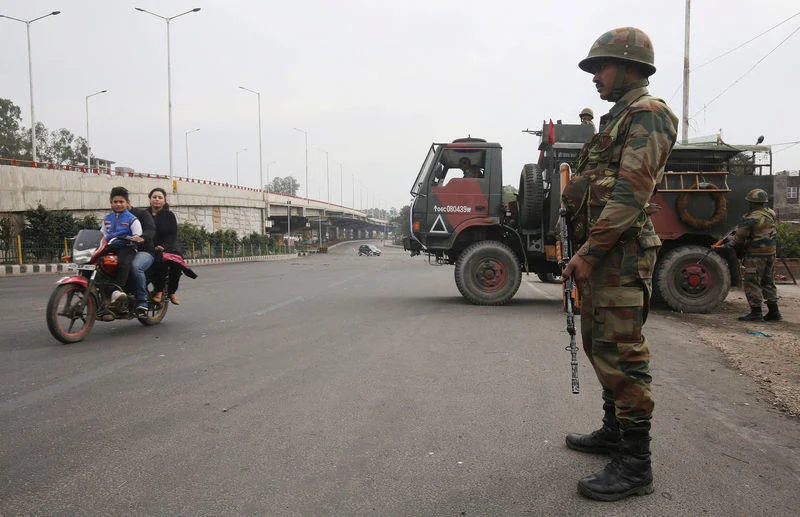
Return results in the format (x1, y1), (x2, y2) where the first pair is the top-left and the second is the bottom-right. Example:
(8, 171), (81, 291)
(1, 242), (798, 515)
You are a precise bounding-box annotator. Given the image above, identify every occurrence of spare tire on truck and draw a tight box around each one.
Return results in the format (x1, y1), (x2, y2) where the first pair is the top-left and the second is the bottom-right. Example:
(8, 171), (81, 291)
(518, 163), (544, 230)
(654, 245), (731, 313)
(454, 241), (521, 305)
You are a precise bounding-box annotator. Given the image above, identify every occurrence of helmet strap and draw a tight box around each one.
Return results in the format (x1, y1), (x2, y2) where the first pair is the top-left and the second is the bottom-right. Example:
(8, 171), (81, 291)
(610, 63), (628, 101)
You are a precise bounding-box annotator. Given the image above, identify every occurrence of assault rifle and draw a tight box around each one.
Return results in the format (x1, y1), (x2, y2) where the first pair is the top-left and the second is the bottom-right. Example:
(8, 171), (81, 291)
(558, 163), (580, 394)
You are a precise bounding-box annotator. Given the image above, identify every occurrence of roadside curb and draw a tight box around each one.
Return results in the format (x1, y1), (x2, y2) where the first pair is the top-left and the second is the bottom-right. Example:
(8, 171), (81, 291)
(0, 254), (302, 278)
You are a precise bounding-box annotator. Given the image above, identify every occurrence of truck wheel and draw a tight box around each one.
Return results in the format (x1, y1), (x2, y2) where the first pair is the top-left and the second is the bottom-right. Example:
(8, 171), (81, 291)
(455, 241), (521, 305)
(655, 245), (731, 313)
(518, 164), (544, 229)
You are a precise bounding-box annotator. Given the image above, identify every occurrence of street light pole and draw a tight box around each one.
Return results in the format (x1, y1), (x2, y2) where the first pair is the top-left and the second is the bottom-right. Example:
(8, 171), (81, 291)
(287, 200), (292, 253)
(85, 89), (108, 170)
(184, 128), (199, 178)
(134, 6), (201, 178)
(239, 86), (266, 233)
(235, 148), (248, 185)
(1, 10), (61, 163)
(292, 128), (309, 203)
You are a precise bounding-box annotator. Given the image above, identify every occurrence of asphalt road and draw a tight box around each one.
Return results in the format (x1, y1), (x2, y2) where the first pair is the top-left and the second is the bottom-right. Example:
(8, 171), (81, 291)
(1, 242), (798, 516)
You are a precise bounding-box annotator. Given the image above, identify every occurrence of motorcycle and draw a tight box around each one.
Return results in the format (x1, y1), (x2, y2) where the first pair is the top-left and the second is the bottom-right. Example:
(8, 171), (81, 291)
(46, 229), (169, 343)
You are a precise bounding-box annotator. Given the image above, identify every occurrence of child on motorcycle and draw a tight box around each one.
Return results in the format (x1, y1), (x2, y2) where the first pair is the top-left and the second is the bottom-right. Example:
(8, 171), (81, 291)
(100, 186), (144, 314)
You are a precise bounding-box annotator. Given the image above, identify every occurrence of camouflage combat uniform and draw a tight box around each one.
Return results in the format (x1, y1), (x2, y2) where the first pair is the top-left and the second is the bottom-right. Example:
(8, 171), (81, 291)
(730, 206), (778, 308)
(565, 82), (678, 435)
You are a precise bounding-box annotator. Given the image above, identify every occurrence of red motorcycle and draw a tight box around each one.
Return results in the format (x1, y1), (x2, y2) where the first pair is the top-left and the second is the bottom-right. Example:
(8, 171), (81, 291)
(46, 229), (169, 343)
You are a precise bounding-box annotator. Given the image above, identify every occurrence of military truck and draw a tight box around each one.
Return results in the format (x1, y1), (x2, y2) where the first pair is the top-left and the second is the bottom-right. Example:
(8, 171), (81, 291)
(403, 121), (773, 313)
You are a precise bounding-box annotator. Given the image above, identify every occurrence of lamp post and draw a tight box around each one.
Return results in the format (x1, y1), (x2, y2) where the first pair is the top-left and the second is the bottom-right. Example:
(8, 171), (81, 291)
(287, 200), (292, 253)
(184, 128), (200, 178)
(292, 127), (309, 203)
(239, 86), (266, 233)
(235, 148), (248, 186)
(134, 6), (201, 178)
(0, 10), (61, 163)
(85, 89), (108, 170)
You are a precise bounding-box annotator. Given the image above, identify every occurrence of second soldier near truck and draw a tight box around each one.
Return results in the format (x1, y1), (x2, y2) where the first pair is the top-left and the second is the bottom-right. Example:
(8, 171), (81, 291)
(561, 27), (678, 501)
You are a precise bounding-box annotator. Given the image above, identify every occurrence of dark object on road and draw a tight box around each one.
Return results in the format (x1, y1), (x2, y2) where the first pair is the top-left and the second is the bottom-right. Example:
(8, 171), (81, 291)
(358, 244), (381, 256)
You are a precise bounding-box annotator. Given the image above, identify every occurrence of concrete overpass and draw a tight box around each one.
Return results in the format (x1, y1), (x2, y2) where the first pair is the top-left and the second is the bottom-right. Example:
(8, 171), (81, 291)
(0, 161), (391, 240)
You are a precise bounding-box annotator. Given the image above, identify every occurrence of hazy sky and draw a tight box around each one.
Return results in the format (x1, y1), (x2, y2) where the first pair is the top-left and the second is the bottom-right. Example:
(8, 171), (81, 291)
(2, 1), (798, 210)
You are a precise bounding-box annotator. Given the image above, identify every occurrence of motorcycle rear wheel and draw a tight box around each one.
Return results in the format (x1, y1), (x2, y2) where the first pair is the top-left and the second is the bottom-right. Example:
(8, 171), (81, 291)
(138, 300), (168, 326)
(46, 284), (96, 343)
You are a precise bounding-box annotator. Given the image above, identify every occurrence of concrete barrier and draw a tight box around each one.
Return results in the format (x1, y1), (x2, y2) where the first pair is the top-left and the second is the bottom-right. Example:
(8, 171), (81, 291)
(0, 253), (302, 278)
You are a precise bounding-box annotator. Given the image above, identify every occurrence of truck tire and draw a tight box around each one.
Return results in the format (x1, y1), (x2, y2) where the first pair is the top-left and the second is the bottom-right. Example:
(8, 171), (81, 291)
(655, 245), (731, 314)
(455, 241), (521, 305)
(518, 164), (544, 229)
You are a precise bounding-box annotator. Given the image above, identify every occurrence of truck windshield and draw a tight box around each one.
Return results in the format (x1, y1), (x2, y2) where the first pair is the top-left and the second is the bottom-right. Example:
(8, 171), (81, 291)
(411, 144), (440, 197)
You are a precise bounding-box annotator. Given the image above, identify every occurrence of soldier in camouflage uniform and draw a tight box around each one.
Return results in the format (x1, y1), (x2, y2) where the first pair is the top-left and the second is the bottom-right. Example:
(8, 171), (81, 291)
(718, 188), (781, 321)
(561, 27), (678, 501)
(579, 107), (596, 132)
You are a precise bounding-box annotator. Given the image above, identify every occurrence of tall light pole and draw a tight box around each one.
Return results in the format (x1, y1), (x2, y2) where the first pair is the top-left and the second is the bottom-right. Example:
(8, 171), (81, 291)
(681, 0), (691, 143)
(238, 86), (263, 191)
(134, 6), (201, 178)
(239, 86), (265, 233)
(1, 10), (61, 163)
(314, 147), (329, 203)
(184, 128), (200, 178)
(85, 89), (107, 170)
(292, 127), (309, 203)
(286, 200), (292, 253)
(235, 148), (248, 186)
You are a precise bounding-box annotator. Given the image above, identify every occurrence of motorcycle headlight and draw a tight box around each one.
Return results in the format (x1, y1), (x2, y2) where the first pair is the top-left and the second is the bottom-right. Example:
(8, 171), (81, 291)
(72, 247), (96, 264)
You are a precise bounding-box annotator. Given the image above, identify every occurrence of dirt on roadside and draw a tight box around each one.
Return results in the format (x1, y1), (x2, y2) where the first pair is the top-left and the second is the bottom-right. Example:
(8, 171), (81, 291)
(671, 283), (800, 418)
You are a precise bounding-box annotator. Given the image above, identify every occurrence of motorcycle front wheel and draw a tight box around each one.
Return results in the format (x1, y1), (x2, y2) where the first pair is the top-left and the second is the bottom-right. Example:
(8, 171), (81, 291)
(46, 284), (97, 343)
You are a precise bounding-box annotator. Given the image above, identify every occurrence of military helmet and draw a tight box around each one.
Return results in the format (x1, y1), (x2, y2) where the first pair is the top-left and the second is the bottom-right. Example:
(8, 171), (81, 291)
(579, 107), (594, 118)
(745, 188), (768, 203)
(579, 27), (656, 77)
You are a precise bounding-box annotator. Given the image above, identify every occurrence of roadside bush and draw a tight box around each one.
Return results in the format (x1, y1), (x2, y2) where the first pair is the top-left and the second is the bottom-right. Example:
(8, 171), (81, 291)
(242, 231), (275, 253)
(177, 221), (210, 255)
(21, 205), (80, 260)
(777, 222), (800, 258)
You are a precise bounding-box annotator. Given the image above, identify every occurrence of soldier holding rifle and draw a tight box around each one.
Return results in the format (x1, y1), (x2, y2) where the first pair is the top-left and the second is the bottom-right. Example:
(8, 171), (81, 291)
(560, 27), (678, 501)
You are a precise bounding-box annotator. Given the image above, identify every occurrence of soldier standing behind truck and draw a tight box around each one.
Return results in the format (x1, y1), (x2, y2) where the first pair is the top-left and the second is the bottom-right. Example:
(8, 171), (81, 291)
(579, 107), (596, 132)
(715, 188), (781, 321)
(560, 27), (678, 501)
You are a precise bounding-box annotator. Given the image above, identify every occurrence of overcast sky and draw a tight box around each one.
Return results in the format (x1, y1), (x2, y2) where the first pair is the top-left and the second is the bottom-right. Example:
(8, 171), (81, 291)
(2, 0), (798, 211)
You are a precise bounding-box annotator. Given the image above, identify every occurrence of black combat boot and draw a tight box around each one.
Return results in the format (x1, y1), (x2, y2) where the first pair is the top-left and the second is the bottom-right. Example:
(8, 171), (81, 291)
(566, 403), (621, 454)
(577, 433), (653, 501)
(764, 302), (783, 322)
(738, 306), (763, 321)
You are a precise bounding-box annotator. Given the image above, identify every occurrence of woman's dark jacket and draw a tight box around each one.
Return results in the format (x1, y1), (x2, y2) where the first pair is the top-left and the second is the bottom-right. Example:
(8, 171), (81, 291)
(151, 208), (180, 254)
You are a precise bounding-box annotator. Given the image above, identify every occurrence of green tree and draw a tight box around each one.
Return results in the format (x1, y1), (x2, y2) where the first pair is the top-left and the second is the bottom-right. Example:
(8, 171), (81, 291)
(268, 176), (300, 195)
(777, 222), (800, 258)
(0, 98), (26, 159)
(393, 205), (410, 237)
